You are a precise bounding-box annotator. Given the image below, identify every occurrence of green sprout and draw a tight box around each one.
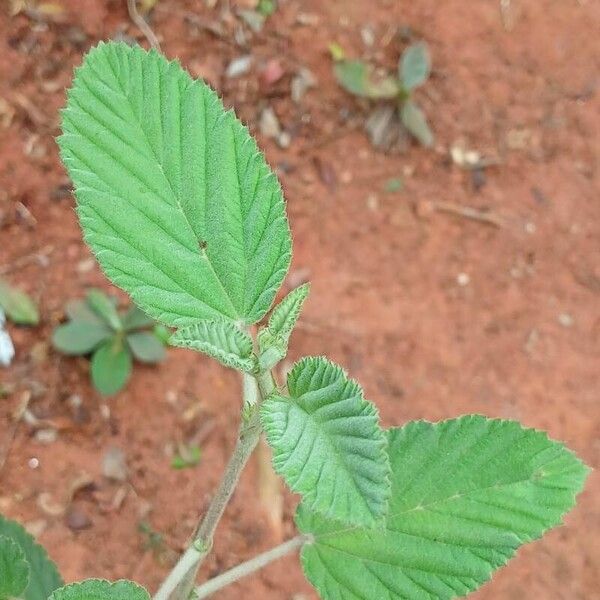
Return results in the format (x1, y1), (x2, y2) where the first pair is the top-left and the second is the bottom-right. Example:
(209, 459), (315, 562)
(52, 289), (166, 395)
(333, 41), (434, 146)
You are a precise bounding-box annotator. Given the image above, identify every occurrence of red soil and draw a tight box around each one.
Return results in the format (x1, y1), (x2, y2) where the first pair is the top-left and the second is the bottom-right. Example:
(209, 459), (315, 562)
(1, 1), (598, 598)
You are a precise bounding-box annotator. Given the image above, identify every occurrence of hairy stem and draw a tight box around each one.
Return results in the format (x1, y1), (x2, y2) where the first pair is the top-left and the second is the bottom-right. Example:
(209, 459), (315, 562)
(195, 535), (309, 599)
(153, 370), (275, 600)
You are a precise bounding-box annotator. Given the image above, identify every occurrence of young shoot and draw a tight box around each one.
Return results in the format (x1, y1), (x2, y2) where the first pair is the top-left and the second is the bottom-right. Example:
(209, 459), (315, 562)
(333, 41), (434, 146)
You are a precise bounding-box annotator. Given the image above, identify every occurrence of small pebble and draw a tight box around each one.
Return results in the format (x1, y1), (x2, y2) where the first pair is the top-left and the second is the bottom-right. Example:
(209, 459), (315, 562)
(558, 313), (574, 328)
(102, 446), (128, 482)
(366, 194), (379, 211)
(277, 131), (291, 149)
(225, 55), (253, 78)
(457, 273), (471, 286)
(24, 519), (47, 538)
(259, 106), (281, 139)
(291, 68), (316, 104)
(360, 25), (375, 47)
(35, 429), (58, 445)
(66, 506), (92, 531)
(76, 258), (95, 273)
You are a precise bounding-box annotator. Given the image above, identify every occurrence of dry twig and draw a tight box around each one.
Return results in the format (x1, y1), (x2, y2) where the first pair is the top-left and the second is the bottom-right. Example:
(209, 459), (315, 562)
(427, 201), (505, 228)
(127, 0), (161, 51)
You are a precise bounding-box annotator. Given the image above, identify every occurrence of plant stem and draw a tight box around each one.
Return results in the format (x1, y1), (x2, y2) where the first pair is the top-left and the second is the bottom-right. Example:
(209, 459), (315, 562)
(194, 535), (309, 599)
(153, 370), (276, 600)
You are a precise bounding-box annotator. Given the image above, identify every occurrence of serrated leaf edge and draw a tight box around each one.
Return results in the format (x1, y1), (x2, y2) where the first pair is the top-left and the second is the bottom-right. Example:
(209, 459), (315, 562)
(296, 416), (590, 600)
(58, 41), (292, 328)
(0, 534), (30, 598)
(0, 515), (64, 595)
(48, 578), (150, 600)
(262, 355), (391, 527)
(170, 320), (257, 372)
(299, 415), (589, 539)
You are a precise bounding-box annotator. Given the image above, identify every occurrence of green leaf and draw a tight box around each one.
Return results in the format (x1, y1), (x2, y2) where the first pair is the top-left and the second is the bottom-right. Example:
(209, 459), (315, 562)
(328, 42), (346, 62)
(126, 331), (165, 363)
(171, 444), (202, 470)
(0, 515), (63, 600)
(400, 42), (431, 90)
(257, 0), (276, 16)
(48, 579), (150, 600)
(52, 322), (112, 355)
(262, 283), (310, 342)
(400, 100), (434, 147)
(258, 283), (310, 369)
(121, 305), (155, 331)
(384, 177), (403, 193)
(65, 299), (105, 325)
(261, 357), (390, 527)
(0, 279), (39, 326)
(170, 320), (256, 372)
(0, 536), (29, 600)
(297, 416), (589, 600)
(91, 339), (132, 395)
(334, 60), (400, 99)
(86, 289), (122, 330)
(59, 42), (291, 328)
(153, 323), (171, 344)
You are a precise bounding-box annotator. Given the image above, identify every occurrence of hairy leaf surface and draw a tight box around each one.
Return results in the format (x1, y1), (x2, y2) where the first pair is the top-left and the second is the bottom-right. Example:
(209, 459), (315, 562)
(298, 416), (589, 600)
(0, 535), (29, 600)
(48, 579), (150, 600)
(261, 357), (390, 527)
(258, 283), (309, 368)
(59, 42), (291, 327)
(170, 320), (256, 372)
(0, 516), (63, 600)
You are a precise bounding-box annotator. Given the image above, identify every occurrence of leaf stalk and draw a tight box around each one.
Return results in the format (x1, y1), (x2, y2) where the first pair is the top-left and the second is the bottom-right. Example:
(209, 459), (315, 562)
(194, 535), (309, 599)
(153, 368), (276, 600)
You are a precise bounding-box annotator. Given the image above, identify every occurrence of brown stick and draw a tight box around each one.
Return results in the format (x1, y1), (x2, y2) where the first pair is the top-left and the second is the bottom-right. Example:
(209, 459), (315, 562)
(126, 0), (161, 51)
(430, 201), (505, 228)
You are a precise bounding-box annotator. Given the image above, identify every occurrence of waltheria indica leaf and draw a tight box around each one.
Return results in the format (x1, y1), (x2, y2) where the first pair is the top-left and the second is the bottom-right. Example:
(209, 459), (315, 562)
(58, 42), (292, 328)
(297, 416), (589, 600)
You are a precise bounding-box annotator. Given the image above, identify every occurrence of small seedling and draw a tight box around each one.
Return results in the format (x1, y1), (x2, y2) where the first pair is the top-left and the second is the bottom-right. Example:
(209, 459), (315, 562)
(333, 41), (434, 146)
(138, 521), (176, 566)
(52, 289), (166, 395)
(0, 42), (589, 600)
(170, 444), (202, 470)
